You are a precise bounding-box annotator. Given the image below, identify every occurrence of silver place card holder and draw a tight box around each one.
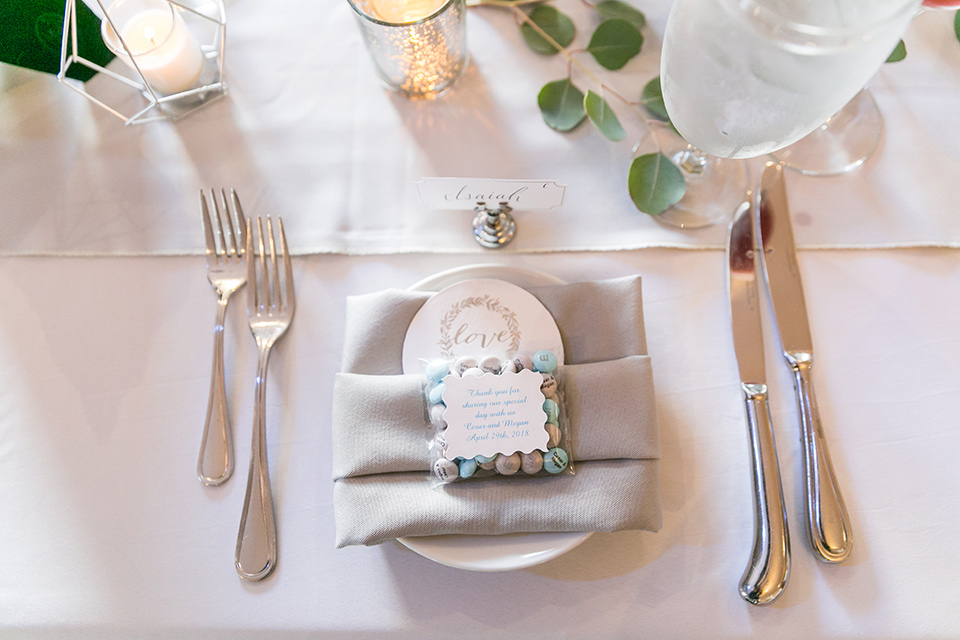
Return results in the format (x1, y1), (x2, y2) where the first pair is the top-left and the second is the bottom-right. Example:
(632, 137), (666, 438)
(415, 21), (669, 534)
(58, 0), (227, 124)
(473, 201), (516, 249)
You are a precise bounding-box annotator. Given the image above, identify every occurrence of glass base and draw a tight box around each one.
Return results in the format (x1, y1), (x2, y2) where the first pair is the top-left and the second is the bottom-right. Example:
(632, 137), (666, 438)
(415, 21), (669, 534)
(654, 143), (749, 229)
(771, 88), (883, 176)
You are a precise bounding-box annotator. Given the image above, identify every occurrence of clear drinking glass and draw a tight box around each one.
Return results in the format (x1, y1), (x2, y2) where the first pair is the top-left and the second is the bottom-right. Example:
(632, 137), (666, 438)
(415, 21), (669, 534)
(653, 0), (919, 225)
(771, 0), (960, 175)
(661, 0), (920, 160)
(347, 0), (468, 99)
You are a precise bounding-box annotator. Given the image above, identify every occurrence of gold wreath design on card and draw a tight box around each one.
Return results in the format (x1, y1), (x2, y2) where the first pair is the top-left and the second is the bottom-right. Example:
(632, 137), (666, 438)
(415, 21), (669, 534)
(438, 295), (521, 356)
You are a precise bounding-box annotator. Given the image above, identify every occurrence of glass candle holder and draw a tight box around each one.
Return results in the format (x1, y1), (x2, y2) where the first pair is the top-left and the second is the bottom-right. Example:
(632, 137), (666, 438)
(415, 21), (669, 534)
(348, 0), (468, 99)
(101, 0), (206, 95)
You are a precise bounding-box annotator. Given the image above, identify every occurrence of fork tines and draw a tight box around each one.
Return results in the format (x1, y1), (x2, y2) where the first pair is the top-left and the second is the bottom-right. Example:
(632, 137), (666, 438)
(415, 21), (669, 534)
(246, 216), (295, 316)
(200, 188), (247, 261)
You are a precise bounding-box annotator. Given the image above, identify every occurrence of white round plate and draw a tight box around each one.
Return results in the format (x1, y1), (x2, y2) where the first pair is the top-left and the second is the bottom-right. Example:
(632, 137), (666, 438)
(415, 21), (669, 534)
(397, 263), (592, 572)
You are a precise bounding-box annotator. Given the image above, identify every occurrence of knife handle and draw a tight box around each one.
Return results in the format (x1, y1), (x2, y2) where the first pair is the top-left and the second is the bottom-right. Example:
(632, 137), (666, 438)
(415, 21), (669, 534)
(739, 384), (790, 606)
(791, 357), (853, 563)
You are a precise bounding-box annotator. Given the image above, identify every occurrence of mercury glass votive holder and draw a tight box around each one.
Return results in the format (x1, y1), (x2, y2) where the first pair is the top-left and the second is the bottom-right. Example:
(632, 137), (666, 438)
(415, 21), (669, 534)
(347, 0), (468, 99)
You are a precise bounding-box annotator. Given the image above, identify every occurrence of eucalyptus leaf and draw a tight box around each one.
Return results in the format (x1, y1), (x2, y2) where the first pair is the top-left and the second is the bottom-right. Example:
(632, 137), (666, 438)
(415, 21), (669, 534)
(586, 19), (643, 70)
(521, 5), (576, 55)
(584, 90), (627, 141)
(538, 79), (587, 131)
(954, 10), (959, 44)
(886, 39), (906, 63)
(628, 152), (686, 215)
(641, 76), (669, 121)
(595, 0), (646, 29)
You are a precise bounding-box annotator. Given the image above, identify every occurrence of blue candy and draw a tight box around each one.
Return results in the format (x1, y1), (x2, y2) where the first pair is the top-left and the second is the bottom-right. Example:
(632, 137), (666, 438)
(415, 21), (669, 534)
(542, 398), (559, 424)
(543, 447), (569, 474)
(425, 359), (450, 384)
(459, 458), (479, 479)
(428, 381), (445, 405)
(533, 350), (557, 373)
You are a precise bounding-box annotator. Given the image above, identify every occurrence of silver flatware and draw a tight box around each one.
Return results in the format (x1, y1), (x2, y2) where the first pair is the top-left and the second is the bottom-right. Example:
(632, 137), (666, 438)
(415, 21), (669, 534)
(758, 162), (853, 564)
(236, 216), (295, 582)
(198, 188), (247, 487)
(728, 195), (791, 606)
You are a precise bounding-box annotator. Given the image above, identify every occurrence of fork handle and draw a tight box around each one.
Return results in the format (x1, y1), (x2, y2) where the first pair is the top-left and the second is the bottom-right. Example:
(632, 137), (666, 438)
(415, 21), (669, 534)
(198, 294), (234, 486)
(235, 344), (278, 582)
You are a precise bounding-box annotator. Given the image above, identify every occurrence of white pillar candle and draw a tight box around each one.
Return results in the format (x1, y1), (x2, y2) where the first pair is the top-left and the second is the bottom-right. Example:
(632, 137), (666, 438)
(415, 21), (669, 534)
(369, 0), (447, 23)
(101, 0), (204, 94)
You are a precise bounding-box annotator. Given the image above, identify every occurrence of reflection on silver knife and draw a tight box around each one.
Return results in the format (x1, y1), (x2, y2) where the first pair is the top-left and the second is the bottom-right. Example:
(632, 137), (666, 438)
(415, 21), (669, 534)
(728, 195), (790, 606)
(758, 162), (853, 564)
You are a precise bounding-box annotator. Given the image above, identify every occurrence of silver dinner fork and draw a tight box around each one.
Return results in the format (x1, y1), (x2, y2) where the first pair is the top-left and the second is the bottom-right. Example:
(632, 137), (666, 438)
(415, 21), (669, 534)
(235, 216), (295, 582)
(198, 188), (247, 486)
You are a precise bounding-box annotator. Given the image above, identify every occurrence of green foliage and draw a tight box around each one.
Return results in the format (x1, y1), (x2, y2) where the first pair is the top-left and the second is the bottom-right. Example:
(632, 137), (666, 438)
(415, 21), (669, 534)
(538, 79), (587, 131)
(954, 10), (960, 44)
(586, 19), (643, 70)
(641, 76), (669, 121)
(628, 153), (686, 216)
(584, 90), (627, 140)
(521, 5), (576, 55)
(594, 0), (646, 28)
(886, 39), (906, 63)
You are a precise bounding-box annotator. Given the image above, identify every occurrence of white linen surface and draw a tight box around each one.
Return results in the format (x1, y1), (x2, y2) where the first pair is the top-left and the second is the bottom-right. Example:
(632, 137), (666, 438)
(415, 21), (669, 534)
(1, 2), (959, 255)
(1, 250), (958, 638)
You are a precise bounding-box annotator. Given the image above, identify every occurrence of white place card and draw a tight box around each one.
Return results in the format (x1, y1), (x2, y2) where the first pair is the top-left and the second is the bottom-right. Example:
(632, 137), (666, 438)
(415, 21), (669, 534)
(415, 178), (566, 210)
(441, 369), (549, 459)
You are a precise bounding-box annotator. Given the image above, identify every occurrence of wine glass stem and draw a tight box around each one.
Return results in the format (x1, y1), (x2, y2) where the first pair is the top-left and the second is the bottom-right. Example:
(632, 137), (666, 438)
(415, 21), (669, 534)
(677, 145), (708, 175)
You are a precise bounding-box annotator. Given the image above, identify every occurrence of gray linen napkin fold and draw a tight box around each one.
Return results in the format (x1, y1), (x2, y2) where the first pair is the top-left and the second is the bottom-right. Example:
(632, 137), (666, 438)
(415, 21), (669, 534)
(332, 275), (662, 547)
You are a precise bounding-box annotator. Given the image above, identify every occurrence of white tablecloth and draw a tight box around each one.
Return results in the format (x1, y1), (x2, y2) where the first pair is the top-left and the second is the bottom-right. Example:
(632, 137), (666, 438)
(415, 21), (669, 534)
(2, 250), (959, 638)
(2, 0), (960, 637)
(2, 2), (960, 255)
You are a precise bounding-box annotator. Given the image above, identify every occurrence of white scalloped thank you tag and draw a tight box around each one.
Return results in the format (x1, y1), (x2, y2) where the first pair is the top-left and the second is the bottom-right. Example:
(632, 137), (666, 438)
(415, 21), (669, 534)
(441, 369), (549, 459)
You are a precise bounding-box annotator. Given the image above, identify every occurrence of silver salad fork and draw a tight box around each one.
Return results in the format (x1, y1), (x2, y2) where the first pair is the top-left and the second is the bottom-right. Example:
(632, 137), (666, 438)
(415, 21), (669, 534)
(198, 188), (247, 486)
(235, 216), (295, 582)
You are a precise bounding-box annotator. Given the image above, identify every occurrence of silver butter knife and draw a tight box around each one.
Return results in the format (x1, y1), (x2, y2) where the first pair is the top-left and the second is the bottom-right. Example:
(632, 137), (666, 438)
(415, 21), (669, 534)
(758, 162), (853, 564)
(728, 196), (791, 606)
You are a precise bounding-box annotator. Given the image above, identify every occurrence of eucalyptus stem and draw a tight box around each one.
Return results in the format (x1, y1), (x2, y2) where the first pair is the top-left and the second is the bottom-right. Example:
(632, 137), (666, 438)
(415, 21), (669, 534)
(503, 4), (659, 150)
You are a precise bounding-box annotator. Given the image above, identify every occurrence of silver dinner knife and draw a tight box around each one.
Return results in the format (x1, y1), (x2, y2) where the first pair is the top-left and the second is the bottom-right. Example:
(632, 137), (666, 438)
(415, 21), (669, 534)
(757, 162), (853, 564)
(728, 196), (790, 606)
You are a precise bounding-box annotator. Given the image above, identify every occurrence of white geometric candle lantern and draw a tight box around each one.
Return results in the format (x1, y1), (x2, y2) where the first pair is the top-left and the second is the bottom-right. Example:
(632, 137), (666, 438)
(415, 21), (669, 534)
(58, 0), (227, 124)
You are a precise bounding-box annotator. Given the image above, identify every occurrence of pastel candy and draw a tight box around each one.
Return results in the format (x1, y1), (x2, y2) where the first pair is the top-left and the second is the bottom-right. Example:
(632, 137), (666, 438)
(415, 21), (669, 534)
(459, 458), (479, 479)
(452, 356), (478, 376)
(462, 367), (485, 378)
(509, 354), (533, 372)
(478, 455), (498, 470)
(480, 355), (503, 374)
(543, 398), (559, 424)
(495, 452), (521, 475)
(543, 447), (569, 474)
(433, 458), (459, 483)
(425, 359), (450, 383)
(427, 381), (445, 405)
(521, 451), (543, 474)
(540, 373), (558, 398)
(499, 358), (517, 374)
(429, 403), (446, 428)
(533, 350), (557, 373)
(474, 454), (496, 463)
(545, 422), (561, 448)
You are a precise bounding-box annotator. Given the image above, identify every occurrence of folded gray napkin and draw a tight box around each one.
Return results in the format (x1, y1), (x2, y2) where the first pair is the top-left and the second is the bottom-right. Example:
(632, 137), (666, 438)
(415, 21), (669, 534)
(332, 275), (662, 547)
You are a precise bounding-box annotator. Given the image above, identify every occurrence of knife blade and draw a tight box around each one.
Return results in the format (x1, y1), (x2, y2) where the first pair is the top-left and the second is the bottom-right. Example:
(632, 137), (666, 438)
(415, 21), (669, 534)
(728, 196), (790, 606)
(758, 162), (853, 564)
